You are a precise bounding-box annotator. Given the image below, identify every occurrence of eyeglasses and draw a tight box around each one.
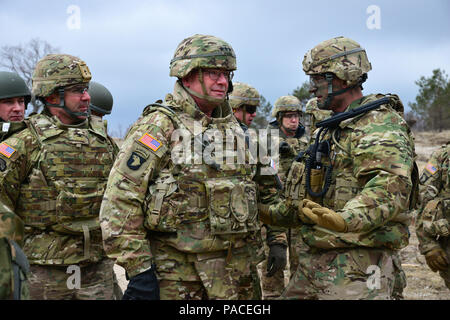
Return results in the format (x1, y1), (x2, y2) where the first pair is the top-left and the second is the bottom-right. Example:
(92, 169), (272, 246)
(65, 84), (89, 95)
(283, 112), (300, 119)
(203, 69), (233, 81)
(244, 105), (257, 114)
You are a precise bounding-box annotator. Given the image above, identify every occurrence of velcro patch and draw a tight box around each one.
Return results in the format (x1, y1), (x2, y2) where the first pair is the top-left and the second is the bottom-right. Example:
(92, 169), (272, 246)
(139, 133), (162, 152)
(425, 162), (438, 175)
(0, 142), (16, 158)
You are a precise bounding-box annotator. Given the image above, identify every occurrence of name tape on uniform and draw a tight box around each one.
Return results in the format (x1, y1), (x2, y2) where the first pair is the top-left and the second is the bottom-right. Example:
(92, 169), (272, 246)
(139, 133), (162, 152)
(0, 142), (16, 158)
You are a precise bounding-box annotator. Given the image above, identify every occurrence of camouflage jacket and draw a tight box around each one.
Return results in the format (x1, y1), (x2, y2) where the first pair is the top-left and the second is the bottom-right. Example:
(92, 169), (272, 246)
(100, 82), (284, 277)
(267, 94), (417, 251)
(0, 121), (27, 143)
(267, 121), (309, 185)
(415, 142), (450, 254)
(0, 112), (116, 266)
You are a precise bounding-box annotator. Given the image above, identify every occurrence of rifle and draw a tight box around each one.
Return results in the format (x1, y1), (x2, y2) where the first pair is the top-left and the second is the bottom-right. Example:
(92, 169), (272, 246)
(316, 97), (390, 129)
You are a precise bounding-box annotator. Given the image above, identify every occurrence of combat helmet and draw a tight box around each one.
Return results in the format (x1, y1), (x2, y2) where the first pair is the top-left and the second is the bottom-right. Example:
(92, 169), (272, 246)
(229, 82), (260, 110)
(302, 36), (372, 109)
(32, 53), (91, 118)
(272, 95), (302, 118)
(170, 34), (236, 102)
(88, 81), (113, 115)
(0, 71), (31, 108)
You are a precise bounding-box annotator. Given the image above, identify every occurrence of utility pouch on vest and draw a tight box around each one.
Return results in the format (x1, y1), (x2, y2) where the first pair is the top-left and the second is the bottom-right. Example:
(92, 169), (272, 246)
(17, 168), (58, 228)
(205, 179), (258, 237)
(422, 198), (449, 237)
(285, 161), (305, 205)
(307, 168), (325, 202)
(145, 174), (179, 232)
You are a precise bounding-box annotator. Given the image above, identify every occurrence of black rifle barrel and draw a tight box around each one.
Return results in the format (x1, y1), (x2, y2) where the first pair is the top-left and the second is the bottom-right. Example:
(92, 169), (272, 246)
(316, 97), (391, 128)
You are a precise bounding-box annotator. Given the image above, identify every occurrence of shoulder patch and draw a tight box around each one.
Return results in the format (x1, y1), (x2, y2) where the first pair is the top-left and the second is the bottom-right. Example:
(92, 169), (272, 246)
(139, 133), (162, 152)
(425, 162), (438, 175)
(0, 142), (16, 158)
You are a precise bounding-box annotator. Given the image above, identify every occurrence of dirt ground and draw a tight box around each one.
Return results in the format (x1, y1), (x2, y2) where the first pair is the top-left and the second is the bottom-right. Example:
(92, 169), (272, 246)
(113, 130), (450, 299)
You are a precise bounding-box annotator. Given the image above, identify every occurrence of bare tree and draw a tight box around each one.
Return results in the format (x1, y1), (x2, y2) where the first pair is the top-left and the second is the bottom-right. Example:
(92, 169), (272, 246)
(0, 38), (60, 113)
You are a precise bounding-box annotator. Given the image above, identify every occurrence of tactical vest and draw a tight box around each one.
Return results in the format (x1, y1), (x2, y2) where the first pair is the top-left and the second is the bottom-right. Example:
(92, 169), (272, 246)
(422, 147), (450, 238)
(16, 115), (114, 236)
(142, 105), (260, 243)
(284, 94), (416, 250)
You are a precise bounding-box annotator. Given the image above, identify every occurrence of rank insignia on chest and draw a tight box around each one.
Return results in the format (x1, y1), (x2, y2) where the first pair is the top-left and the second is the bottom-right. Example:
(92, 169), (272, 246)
(127, 151), (147, 170)
(0, 142), (16, 158)
(139, 133), (162, 152)
(425, 162), (437, 175)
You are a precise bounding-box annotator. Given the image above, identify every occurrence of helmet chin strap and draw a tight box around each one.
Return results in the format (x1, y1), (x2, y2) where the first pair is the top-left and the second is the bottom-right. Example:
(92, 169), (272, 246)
(44, 88), (90, 119)
(278, 113), (296, 134)
(319, 73), (362, 110)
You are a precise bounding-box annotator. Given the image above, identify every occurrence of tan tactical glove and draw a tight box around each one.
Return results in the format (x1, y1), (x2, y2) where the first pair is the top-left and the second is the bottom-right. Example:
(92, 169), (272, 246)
(301, 199), (348, 232)
(425, 248), (449, 272)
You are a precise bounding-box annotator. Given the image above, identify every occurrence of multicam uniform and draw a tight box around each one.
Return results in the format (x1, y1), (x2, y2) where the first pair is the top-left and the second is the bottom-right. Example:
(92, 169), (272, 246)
(0, 54), (118, 300)
(100, 34), (283, 300)
(101, 81), (284, 299)
(304, 97), (331, 140)
(0, 111), (117, 299)
(259, 96), (308, 299)
(260, 37), (418, 300)
(229, 82), (287, 300)
(416, 143), (450, 289)
(0, 71), (31, 300)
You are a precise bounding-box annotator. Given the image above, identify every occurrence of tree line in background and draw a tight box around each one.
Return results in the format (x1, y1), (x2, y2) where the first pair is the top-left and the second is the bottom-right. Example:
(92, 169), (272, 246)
(1, 39), (448, 132)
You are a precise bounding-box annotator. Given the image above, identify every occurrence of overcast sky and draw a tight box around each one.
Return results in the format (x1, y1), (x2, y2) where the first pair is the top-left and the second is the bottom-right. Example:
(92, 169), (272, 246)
(1, 0), (449, 137)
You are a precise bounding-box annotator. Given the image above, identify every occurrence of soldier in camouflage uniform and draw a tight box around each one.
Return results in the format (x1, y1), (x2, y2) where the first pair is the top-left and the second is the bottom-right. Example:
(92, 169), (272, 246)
(0, 71), (30, 141)
(415, 143), (450, 289)
(258, 36), (418, 299)
(0, 71), (31, 300)
(100, 34), (284, 300)
(304, 97), (331, 140)
(229, 83), (288, 299)
(88, 81), (120, 156)
(258, 96), (309, 299)
(0, 54), (118, 300)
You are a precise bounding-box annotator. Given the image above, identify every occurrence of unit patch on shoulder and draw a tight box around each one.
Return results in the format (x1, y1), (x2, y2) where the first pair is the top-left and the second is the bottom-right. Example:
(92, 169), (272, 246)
(425, 162), (438, 175)
(127, 152), (147, 171)
(139, 133), (162, 152)
(0, 142), (16, 158)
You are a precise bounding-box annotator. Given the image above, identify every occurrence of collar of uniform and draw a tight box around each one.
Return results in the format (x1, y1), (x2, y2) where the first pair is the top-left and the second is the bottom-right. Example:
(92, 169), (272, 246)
(52, 114), (89, 130)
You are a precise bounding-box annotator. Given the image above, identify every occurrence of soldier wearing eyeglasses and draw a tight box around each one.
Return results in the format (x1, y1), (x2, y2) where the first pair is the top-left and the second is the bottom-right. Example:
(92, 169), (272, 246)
(100, 34), (287, 300)
(0, 54), (118, 299)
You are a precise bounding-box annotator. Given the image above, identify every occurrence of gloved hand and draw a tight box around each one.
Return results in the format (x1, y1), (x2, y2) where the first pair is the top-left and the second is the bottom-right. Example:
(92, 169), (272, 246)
(266, 244), (287, 277)
(425, 248), (449, 272)
(301, 199), (348, 232)
(122, 266), (160, 300)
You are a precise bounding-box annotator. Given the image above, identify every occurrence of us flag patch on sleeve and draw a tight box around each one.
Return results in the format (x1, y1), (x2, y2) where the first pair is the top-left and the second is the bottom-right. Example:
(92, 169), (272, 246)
(425, 162), (438, 175)
(139, 133), (162, 152)
(0, 142), (16, 158)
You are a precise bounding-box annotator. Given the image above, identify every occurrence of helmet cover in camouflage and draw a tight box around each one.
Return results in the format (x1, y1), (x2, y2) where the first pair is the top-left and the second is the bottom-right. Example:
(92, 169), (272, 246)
(272, 95), (302, 118)
(169, 34), (237, 78)
(32, 54), (92, 97)
(229, 82), (260, 110)
(88, 81), (113, 115)
(0, 71), (31, 104)
(302, 36), (372, 84)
